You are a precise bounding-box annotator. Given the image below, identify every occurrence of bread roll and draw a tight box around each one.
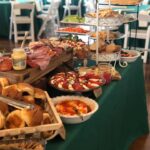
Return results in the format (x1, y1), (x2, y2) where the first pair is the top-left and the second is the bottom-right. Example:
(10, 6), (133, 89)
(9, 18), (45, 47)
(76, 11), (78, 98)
(34, 88), (46, 109)
(0, 111), (5, 129)
(17, 83), (34, 96)
(0, 101), (8, 115)
(2, 84), (22, 100)
(5, 110), (25, 129)
(22, 95), (35, 104)
(0, 77), (9, 94)
(105, 43), (121, 53)
(21, 107), (43, 127)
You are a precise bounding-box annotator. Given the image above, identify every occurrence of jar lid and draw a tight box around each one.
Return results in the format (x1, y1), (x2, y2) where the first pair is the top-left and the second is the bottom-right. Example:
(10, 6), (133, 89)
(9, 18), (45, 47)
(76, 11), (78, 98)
(13, 48), (25, 52)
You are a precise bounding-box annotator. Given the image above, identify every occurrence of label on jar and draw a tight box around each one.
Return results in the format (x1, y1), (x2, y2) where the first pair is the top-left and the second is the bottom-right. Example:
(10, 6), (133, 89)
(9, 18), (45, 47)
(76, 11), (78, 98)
(12, 58), (26, 70)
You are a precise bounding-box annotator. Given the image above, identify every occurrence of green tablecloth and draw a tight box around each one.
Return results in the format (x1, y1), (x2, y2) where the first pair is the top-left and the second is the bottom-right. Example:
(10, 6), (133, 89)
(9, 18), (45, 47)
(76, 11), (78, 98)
(46, 58), (149, 150)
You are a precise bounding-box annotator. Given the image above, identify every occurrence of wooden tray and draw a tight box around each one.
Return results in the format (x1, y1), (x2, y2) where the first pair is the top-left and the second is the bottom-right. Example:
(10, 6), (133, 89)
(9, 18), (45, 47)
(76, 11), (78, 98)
(0, 51), (72, 84)
(0, 92), (66, 140)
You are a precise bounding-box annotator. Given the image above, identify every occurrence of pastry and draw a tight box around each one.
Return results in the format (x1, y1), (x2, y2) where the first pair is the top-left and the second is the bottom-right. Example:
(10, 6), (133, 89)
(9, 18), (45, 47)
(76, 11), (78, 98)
(22, 95), (35, 104)
(17, 83), (34, 96)
(2, 84), (22, 100)
(105, 43), (121, 53)
(5, 110), (25, 129)
(0, 101), (8, 115)
(21, 107), (43, 127)
(0, 111), (5, 129)
(90, 40), (106, 52)
(34, 88), (46, 109)
(90, 31), (118, 41)
(105, 0), (142, 5)
(0, 77), (9, 94)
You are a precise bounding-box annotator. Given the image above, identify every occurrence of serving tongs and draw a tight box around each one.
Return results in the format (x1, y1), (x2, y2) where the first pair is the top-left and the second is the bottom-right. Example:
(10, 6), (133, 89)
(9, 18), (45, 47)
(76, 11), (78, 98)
(0, 95), (34, 110)
(73, 107), (84, 121)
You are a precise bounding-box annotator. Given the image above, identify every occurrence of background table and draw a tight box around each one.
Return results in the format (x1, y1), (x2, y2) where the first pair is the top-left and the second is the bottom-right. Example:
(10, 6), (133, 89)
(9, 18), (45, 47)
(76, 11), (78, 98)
(46, 58), (149, 150)
(0, 0), (85, 38)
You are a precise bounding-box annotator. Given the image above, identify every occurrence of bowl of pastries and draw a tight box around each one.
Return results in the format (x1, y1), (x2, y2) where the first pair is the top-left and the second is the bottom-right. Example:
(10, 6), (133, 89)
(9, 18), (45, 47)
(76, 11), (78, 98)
(90, 42), (121, 62)
(121, 50), (141, 63)
(105, 0), (142, 5)
(52, 96), (99, 124)
(85, 8), (123, 26)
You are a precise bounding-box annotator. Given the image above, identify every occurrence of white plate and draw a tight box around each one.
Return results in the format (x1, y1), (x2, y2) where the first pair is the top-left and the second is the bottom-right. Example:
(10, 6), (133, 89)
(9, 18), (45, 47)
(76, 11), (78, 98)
(52, 96), (99, 124)
(121, 50), (141, 63)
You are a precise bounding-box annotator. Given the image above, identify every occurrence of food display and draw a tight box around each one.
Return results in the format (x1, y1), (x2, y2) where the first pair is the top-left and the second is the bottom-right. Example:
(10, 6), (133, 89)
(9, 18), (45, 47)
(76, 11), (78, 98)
(50, 71), (105, 92)
(85, 8), (123, 26)
(87, 8), (121, 18)
(89, 31), (122, 40)
(52, 96), (99, 124)
(105, 0), (142, 5)
(121, 50), (140, 62)
(78, 65), (121, 81)
(49, 36), (90, 59)
(0, 77), (64, 140)
(0, 57), (12, 72)
(61, 15), (85, 24)
(57, 27), (89, 34)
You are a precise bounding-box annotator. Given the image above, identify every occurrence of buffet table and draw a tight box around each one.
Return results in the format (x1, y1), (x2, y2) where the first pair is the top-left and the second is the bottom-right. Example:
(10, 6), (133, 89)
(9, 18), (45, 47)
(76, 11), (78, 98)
(46, 58), (149, 150)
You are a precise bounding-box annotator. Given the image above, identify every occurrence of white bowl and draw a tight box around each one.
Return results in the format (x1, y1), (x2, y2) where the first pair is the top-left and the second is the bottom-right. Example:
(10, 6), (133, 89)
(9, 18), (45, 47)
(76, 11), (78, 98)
(121, 50), (141, 63)
(52, 96), (99, 124)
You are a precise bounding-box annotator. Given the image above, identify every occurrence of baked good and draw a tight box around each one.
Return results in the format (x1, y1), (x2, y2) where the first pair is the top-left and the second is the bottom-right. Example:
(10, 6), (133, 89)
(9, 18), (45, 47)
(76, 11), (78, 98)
(0, 57), (12, 72)
(34, 88), (46, 108)
(88, 8), (120, 18)
(17, 83), (34, 96)
(0, 111), (5, 129)
(5, 110), (25, 129)
(105, 0), (142, 5)
(2, 84), (22, 100)
(0, 77), (9, 94)
(105, 43), (121, 53)
(21, 107), (43, 127)
(41, 113), (55, 139)
(90, 31), (118, 41)
(22, 95), (35, 104)
(0, 101), (8, 115)
(90, 40), (106, 52)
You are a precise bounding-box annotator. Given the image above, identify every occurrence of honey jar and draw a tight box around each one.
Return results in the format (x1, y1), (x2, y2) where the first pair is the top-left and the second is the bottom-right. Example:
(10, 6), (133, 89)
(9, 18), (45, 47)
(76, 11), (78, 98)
(11, 48), (27, 70)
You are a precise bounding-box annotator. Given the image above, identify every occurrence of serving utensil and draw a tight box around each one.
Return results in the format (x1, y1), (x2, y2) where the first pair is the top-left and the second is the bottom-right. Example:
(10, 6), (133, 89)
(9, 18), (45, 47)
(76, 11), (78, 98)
(0, 95), (34, 110)
(73, 107), (84, 121)
(21, 31), (29, 48)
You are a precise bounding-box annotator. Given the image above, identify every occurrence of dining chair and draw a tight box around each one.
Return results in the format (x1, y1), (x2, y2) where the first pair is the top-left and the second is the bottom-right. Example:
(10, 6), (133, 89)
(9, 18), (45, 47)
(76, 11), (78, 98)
(9, 2), (35, 43)
(63, 0), (82, 18)
(123, 13), (150, 63)
(36, 1), (60, 39)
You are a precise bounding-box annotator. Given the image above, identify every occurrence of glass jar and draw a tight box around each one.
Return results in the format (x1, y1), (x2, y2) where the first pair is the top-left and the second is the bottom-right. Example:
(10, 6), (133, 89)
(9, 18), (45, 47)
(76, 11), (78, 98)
(11, 48), (27, 70)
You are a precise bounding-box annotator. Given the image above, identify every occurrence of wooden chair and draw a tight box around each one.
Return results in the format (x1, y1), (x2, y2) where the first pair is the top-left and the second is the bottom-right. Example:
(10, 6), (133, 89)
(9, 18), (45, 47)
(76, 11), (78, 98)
(63, 0), (82, 18)
(36, 1), (60, 39)
(9, 2), (35, 43)
(123, 13), (150, 63)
